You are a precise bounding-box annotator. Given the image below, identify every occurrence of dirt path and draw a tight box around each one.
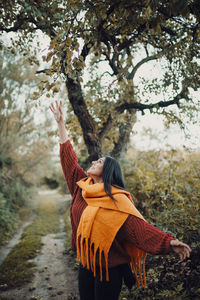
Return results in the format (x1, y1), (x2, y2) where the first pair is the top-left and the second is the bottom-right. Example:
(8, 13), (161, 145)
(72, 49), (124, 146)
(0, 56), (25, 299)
(0, 191), (79, 300)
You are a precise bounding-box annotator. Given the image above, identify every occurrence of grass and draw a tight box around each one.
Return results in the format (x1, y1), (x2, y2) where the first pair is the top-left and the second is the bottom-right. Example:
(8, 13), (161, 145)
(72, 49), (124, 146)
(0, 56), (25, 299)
(0, 206), (34, 249)
(62, 207), (72, 249)
(61, 203), (78, 270)
(0, 195), (60, 289)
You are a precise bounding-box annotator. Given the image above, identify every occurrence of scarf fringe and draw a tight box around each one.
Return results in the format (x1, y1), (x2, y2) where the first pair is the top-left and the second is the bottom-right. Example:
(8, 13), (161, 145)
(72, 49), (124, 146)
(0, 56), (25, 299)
(77, 238), (146, 287)
(77, 234), (110, 281)
(130, 253), (146, 288)
(77, 234), (147, 286)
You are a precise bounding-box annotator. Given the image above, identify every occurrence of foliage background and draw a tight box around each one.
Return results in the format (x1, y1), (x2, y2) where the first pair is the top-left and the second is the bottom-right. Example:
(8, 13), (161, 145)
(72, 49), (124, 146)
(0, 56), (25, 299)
(119, 147), (200, 299)
(0, 47), (56, 247)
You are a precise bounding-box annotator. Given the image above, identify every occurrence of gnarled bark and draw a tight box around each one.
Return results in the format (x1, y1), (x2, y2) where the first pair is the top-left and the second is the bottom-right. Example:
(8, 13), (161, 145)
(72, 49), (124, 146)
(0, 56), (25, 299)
(65, 75), (103, 162)
(111, 110), (136, 159)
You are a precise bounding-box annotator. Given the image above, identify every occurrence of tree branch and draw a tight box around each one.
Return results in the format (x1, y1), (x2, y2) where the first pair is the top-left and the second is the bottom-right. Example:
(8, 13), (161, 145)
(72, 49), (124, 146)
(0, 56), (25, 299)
(104, 51), (120, 76)
(0, 17), (30, 32)
(127, 52), (163, 80)
(0, 12), (57, 37)
(81, 41), (94, 61)
(160, 25), (176, 36)
(116, 87), (189, 114)
(36, 69), (49, 74)
(98, 114), (113, 141)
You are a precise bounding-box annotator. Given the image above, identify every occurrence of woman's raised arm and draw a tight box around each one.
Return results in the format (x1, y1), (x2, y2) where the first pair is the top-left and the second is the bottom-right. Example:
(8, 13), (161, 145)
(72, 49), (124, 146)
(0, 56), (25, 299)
(49, 100), (86, 196)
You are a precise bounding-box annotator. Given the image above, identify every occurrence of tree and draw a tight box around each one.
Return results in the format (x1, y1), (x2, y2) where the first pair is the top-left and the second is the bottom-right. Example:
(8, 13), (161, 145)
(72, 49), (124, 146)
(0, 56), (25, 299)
(0, 0), (199, 162)
(0, 46), (55, 190)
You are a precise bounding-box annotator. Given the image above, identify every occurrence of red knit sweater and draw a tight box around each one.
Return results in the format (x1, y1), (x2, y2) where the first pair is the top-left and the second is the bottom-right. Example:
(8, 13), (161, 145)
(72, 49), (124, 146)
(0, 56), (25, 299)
(60, 140), (174, 267)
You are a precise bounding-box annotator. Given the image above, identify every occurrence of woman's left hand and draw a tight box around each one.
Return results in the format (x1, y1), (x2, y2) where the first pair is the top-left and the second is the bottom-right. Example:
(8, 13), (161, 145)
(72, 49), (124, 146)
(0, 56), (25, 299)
(170, 239), (192, 261)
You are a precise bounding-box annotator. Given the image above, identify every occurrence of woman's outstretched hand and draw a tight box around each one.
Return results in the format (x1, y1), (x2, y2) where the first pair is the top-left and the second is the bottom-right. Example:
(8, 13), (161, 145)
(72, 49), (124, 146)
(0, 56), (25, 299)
(170, 239), (192, 261)
(49, 100), (63, 123)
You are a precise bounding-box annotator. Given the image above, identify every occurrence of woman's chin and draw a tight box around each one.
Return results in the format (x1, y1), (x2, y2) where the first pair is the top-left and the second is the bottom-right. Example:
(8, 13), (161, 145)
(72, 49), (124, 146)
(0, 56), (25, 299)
(87, 171), (97, 178)
(87, 168), (94, 174)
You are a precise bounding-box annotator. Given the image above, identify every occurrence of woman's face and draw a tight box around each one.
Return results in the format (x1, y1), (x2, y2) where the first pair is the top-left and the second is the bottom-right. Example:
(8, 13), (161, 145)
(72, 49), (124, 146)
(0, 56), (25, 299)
(87, 157), (105, 177)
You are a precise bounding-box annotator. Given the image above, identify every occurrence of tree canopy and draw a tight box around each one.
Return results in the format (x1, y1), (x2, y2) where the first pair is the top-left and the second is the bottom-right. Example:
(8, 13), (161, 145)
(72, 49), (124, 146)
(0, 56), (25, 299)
(0, 0), (199, 161)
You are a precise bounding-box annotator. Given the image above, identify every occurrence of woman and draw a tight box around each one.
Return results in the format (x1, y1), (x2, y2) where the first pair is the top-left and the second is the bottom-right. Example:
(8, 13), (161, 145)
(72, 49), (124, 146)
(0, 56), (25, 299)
(50, 101), (191, 300)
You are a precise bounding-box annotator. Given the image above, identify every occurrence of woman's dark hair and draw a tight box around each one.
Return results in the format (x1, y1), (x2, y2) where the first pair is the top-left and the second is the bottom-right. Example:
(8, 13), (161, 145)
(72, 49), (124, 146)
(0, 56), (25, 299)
(102, 155), (125, 202)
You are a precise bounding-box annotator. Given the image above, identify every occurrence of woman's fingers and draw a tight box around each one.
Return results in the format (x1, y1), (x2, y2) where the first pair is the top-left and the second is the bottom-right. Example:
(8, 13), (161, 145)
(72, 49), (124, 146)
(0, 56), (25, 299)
(49, 103), (56, 112)
(170, 239), (192, 262)
(51, 103), (56, 111)
(59, 102), (63, 113)
(185, 244), (192, 252)
(179, 252), (184, 261)
(178, 250), (185, 262)
(180, 243), (192, 255)
(49, 101), (63, 123)
(55, 100), (63, 114)
(58, 100), (62, 110)
(59, 106), (62, 116)
(171, 240), (192, 251)
(49, 101), (62, 111)
(179, 245), (191, 261)
(183, 249), (187, 260)
(182, 247), (189, 260)
(185, 246), (191, 258)
(56, 100), (61, 113)
(49, 102), (59, 113)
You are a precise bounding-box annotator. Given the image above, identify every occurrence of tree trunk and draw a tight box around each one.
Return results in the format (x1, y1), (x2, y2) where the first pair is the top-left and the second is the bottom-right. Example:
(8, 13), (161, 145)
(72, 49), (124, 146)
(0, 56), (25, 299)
(65, 76), (103, 162)
(111, 110), (136, 159)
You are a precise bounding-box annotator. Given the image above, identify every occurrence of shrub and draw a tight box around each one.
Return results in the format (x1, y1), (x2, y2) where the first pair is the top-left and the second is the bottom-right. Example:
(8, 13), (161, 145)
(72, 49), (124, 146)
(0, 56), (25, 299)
(123, 149), (200, 242)
(0, 192), (20, 247)
(119, 148), (200, 299)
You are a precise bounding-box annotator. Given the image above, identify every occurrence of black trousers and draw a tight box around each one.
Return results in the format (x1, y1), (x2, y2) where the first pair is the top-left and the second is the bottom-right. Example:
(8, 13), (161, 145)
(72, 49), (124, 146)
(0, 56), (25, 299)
(78, 264), (123, 300)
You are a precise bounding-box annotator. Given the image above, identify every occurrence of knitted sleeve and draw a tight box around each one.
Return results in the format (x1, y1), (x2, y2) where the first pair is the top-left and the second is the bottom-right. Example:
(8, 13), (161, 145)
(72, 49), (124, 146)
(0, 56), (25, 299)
(118, 215), (175, 254)
(60, 140), (87, 196)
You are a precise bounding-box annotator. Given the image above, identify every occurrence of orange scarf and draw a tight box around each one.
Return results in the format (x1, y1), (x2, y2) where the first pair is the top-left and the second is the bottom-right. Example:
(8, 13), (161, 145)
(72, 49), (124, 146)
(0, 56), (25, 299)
(76, 177), (147, 288)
